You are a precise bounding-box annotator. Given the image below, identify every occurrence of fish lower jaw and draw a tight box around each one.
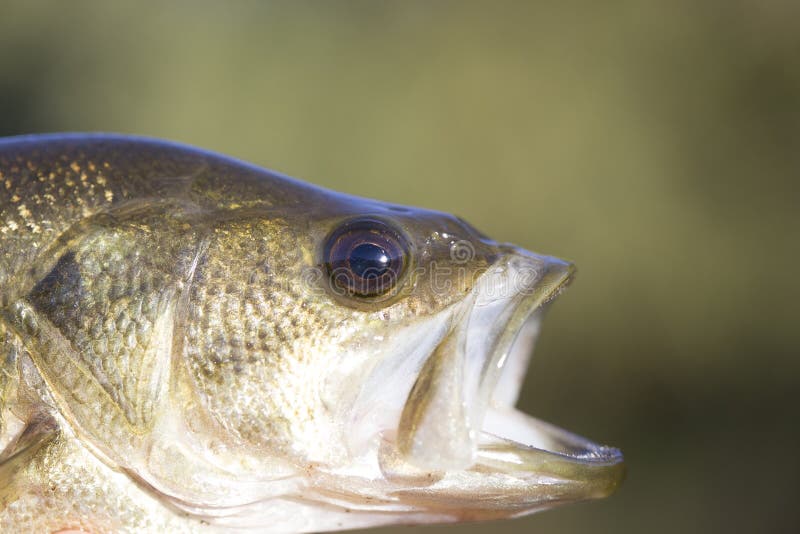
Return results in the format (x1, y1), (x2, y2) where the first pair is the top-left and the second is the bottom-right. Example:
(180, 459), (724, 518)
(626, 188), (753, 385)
(466, 405), (625, 511)
(360, 407), (624, 523)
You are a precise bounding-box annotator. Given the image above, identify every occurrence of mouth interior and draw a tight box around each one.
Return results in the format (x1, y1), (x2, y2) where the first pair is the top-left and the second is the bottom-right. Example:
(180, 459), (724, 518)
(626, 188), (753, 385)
(464, 257), (573, 449)
(466, 263), (625, 499)
(395, 254), (623, 480)
(479, 305), (564, 451)
(479, 308), (620, 461)
(476, 265), (622, 458)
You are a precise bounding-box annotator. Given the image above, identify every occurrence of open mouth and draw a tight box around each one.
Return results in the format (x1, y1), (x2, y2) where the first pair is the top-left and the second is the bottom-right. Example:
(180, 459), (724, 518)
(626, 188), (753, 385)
(389, 250), (624, 514)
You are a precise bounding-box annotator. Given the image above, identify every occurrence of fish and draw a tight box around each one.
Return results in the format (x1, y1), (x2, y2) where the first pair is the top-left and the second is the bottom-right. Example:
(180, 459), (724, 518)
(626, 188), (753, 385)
(0, 134), (623, 533)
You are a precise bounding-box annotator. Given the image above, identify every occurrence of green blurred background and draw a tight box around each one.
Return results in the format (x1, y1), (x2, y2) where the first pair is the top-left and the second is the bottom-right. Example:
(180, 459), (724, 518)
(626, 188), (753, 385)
(1, 1), (798, 533)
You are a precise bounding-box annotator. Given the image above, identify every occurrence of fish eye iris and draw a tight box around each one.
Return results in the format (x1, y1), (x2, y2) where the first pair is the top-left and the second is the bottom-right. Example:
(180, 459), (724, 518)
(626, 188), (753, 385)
(324, 219), (408, 298)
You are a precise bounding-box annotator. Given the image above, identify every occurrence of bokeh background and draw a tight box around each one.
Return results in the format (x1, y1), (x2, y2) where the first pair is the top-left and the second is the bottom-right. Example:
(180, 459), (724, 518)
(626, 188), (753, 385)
(1, 1), (798, 533)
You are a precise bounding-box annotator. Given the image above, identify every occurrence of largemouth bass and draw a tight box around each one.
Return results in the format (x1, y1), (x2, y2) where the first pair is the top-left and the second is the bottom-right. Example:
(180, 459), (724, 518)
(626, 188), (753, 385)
(0, 134), (623, 533)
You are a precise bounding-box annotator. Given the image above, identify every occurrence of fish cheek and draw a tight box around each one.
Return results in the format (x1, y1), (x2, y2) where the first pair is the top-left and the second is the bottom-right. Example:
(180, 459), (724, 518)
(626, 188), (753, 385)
(179, 223), (350, 460)
(180, 230), (296, 451)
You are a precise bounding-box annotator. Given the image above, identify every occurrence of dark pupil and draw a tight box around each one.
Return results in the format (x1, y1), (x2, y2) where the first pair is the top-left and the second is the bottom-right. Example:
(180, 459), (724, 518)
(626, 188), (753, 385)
(349, 242), (391, 279)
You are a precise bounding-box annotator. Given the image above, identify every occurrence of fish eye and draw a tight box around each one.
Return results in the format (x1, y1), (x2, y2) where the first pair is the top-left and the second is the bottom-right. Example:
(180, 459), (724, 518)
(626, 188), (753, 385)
(324, 218), (408, 299)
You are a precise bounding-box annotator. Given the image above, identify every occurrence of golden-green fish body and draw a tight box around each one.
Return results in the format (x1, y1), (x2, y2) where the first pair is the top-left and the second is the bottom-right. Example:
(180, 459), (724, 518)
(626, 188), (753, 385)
(0, 134), (623, 533)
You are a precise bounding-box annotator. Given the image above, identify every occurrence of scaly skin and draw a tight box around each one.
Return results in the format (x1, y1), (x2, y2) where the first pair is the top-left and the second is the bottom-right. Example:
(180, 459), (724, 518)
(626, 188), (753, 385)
(0, 134), (623, 533)
(0, 134), (495, 531)
(0, 135), (239, 531)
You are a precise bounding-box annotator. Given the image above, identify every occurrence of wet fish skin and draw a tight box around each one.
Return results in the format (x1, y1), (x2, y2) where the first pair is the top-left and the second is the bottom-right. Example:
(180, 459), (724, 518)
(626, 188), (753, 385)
(0, 134), (623, 533)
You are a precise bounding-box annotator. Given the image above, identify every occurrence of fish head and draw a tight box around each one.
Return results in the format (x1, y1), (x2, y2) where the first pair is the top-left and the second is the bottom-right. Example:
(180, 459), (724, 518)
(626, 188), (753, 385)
(0, 137), (621, 532)
(173, 180), (623, 527)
